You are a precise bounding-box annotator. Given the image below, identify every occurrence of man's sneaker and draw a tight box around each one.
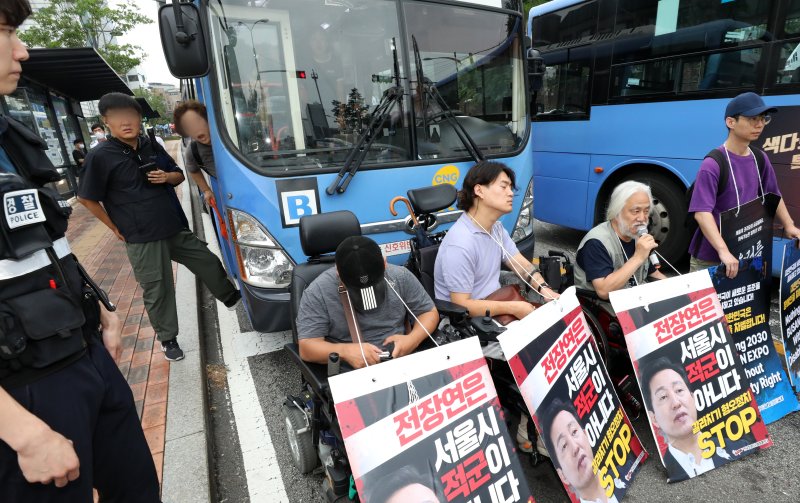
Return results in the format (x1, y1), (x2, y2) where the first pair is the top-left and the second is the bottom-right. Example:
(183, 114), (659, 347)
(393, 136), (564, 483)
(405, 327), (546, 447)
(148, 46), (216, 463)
(224, 291), (242, 311)
(161, 339), (185, 361)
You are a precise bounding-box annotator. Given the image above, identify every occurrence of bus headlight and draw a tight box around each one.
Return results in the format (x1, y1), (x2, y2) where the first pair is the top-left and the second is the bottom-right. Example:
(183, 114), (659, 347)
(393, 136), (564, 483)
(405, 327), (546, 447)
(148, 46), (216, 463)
(228, 209), (294, 288)
(512, 179), (534, 242)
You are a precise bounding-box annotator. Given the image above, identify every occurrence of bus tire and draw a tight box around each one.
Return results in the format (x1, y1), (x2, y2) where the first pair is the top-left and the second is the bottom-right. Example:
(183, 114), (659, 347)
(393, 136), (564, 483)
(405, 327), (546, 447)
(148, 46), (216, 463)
(621, 173), (688, 267)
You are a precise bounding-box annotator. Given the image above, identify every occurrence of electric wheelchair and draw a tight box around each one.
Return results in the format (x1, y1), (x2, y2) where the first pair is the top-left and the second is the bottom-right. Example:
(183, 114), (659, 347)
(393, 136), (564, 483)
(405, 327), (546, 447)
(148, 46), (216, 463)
(281, 203), (541, 502)
(281, 184), (641, 502)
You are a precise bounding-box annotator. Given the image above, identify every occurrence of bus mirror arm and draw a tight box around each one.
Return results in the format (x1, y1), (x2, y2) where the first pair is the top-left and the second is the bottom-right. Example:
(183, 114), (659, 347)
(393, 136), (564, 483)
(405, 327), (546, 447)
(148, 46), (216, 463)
(172, 0), (193, 45)
(526, 48), (545, 93)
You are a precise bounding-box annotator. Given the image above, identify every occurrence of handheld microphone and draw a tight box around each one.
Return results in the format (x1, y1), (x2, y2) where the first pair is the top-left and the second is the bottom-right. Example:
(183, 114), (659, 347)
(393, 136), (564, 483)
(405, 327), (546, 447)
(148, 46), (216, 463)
(637, 226), (661, 270)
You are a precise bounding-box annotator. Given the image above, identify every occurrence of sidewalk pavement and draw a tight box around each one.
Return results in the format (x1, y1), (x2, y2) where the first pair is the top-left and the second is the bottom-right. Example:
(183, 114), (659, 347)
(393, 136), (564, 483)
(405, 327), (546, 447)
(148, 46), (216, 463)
(67, 140), (211, 502)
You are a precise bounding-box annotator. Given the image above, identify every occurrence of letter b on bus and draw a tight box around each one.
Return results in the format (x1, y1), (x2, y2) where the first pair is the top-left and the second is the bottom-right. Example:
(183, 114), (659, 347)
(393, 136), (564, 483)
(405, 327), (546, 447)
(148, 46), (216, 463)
(277, 178), (321, 228)
(281, 190), (318, 226)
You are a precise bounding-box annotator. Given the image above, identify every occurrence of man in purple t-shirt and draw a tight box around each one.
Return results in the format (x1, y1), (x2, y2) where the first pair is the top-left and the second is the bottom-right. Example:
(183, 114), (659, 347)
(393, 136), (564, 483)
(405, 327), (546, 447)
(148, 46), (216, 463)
(689, 92), (800, 278)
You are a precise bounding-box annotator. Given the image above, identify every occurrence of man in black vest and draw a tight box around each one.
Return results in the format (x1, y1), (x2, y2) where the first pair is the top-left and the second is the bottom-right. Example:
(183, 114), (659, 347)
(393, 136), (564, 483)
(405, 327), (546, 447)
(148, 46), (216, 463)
(0, 1), (160, 500)
(78, 93), (241, 361)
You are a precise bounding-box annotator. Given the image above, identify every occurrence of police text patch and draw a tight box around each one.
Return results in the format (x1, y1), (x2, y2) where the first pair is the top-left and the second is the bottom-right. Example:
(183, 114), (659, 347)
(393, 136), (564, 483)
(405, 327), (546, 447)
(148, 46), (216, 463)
(4, 189), (46, 230)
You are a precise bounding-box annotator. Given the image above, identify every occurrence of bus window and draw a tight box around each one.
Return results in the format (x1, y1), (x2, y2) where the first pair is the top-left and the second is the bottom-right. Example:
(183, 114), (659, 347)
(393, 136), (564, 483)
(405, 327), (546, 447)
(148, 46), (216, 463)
(775, 42), (800, 84)
(532, 1), (597, 46)
(207, 0), (412, 173)
(537, 51), (592, 117)
(531, 1), (597, 120)
(612, 0), (771, 65)
(403, 2), (527, 158)
(787, 0), (800, 37)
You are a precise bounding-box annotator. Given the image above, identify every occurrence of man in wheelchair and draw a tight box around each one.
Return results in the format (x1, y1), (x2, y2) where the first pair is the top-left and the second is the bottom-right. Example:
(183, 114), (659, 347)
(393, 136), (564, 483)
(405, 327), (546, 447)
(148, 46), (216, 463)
(433, 161), (558, 456)
(574, 181), (667, 300)
(434, 161), (559, 320)
(296, 235), (439, 369)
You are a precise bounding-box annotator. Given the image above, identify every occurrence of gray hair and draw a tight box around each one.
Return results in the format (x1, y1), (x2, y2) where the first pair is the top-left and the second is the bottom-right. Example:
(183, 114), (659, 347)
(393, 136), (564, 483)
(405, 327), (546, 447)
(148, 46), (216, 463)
(605, 181), (653, 221)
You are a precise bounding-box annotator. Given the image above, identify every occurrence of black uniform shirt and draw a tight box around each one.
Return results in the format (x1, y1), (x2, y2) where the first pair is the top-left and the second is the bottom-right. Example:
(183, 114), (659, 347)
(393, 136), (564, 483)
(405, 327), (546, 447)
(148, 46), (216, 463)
(78, 136), (186, 243)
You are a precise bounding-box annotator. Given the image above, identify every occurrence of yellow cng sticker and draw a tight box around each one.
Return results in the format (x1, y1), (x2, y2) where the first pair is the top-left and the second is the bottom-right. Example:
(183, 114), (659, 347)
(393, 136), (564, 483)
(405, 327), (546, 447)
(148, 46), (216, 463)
(432, 165), (459, 186)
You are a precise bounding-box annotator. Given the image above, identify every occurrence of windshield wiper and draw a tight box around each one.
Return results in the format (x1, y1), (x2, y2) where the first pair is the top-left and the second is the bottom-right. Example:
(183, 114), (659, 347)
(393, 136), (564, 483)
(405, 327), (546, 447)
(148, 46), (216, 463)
(325, 85), (404, 195)
(411, 35), (485, 163)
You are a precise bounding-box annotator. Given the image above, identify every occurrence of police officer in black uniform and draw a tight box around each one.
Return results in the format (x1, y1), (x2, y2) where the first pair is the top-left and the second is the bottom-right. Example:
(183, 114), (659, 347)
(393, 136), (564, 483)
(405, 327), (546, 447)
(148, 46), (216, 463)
(0, 2), (160, 501)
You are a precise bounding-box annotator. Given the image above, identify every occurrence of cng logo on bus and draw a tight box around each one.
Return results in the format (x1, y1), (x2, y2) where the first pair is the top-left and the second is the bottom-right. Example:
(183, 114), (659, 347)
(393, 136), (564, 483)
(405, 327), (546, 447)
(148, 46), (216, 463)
(276, 178), (321, 228)
(433, 165), (459, 186)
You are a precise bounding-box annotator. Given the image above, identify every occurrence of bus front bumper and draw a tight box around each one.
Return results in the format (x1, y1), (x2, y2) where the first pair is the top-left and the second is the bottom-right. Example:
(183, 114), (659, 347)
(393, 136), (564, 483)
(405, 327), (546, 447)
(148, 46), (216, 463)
(240, 282), (291, 333)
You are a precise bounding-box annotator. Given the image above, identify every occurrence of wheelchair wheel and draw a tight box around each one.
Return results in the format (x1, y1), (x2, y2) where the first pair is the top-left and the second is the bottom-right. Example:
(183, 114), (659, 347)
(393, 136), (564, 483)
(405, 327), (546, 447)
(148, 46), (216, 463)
(322, 478), (351, 503)
(283, 404), (319, 474)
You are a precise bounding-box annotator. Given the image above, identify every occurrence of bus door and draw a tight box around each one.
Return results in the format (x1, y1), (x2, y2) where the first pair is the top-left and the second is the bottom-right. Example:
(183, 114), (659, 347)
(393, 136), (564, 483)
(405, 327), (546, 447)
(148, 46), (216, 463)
(533, 44), (592, 230)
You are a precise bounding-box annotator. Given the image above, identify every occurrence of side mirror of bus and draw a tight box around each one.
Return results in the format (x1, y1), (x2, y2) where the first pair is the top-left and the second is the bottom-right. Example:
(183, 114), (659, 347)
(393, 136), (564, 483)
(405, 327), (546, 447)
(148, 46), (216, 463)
(158, 2), (210, 78)
(526, 48), (545, 93)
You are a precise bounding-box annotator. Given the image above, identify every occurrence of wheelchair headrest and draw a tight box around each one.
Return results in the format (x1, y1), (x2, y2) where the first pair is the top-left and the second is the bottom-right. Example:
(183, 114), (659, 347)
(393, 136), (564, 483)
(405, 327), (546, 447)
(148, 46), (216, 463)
(407, 183), (457, 215)
(299, 210), (361, 258)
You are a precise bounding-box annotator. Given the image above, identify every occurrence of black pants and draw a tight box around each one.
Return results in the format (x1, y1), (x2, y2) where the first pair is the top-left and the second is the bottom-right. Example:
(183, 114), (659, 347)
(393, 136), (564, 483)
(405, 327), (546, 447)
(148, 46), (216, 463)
(0, 343), (160, 502)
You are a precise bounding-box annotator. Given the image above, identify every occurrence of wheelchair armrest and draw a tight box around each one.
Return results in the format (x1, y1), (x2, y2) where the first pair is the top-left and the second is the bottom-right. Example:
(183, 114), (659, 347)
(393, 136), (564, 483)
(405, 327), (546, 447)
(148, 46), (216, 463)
(434, 299), (471, 328)
(284, 343), (330, 396)
(434, 298), (468, 317)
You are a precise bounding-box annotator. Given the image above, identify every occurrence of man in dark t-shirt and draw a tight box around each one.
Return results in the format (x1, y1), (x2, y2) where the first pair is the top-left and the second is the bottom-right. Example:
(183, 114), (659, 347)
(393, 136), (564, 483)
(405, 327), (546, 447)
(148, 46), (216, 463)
(78, 93), (241, 361)
(575, 181), (666, 300)
(71, 138), (86, 176)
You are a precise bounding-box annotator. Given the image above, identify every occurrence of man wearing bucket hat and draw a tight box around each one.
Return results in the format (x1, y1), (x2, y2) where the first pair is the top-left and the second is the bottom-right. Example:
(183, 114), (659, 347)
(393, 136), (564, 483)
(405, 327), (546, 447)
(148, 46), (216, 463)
(297, 236), (439, 369)
(689, 92), (800, 277)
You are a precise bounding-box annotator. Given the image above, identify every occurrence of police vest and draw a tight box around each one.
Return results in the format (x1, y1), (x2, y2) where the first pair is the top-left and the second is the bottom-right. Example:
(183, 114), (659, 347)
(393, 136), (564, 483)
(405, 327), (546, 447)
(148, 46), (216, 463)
(0, 173), (95, 388)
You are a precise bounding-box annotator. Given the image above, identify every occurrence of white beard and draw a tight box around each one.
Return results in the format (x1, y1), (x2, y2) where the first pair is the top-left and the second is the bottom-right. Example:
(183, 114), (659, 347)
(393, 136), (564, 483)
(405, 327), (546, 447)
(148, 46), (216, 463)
(615, 216), (639, 240)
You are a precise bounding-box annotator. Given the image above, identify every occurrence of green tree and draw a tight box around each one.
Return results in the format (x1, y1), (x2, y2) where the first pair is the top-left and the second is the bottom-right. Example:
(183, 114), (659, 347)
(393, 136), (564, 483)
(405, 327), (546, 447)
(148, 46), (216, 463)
(20, 0), (151, 75)
(522, 0), (551, 22)
(133, 89), (170, 126)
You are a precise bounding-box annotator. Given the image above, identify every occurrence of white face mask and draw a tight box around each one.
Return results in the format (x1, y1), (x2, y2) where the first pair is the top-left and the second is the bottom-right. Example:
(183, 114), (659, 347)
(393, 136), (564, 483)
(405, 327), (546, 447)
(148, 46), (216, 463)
(77, 144), (84, 149)
(94, 131), (105, 140)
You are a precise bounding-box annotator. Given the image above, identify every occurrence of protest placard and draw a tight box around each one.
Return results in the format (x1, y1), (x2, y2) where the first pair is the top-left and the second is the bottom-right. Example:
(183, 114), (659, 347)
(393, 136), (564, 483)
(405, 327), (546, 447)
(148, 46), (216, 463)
(708, 257), (798, 423)
(610, 272), (772, 482)
(780, 239), (800, 392)
(330, 337), (533, 503)
(719, 194), (780, 266)
(497, 288), (646, 502)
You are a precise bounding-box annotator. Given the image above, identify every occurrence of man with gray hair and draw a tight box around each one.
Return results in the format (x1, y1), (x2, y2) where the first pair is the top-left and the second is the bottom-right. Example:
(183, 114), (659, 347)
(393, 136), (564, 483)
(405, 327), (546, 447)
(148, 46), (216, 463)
(574, 181), (666, 299)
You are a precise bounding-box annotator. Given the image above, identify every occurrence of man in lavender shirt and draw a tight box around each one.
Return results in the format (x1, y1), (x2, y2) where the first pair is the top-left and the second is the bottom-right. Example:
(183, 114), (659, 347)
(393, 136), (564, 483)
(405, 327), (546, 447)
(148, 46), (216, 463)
(434, 161), (558, 455)
(689, 92), (800, 278)
(434, 161), (558, 319)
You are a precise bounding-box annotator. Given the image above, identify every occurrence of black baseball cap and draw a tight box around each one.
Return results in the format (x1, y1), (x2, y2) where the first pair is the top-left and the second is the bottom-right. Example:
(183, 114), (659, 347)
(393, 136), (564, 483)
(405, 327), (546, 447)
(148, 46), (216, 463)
(336, 236), (386, 312)
(725, 92), (778, 118)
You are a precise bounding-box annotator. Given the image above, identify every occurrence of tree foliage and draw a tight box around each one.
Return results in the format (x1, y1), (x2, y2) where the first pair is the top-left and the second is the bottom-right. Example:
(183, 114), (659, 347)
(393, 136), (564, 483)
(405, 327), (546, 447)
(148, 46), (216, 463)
(522, 0), (551, 22)
(133, 88), (171, 126)
(20, 0), (152, 75)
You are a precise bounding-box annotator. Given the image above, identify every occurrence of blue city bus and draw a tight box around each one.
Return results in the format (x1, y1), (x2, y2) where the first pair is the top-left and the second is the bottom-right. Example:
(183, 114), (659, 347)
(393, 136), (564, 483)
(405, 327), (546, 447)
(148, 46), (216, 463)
(528, 0), (800, 271)
(160, 0), (537, 332)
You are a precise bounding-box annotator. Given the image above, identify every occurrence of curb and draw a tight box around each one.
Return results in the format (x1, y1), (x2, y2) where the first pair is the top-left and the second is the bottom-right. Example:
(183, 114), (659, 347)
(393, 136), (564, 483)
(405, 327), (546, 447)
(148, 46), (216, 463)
(161, 147), (212, 503)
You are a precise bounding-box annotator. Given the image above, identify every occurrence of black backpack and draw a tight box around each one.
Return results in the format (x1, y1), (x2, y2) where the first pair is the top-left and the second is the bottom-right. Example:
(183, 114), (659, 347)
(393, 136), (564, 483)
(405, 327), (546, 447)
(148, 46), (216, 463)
(685, 147), (766, 246)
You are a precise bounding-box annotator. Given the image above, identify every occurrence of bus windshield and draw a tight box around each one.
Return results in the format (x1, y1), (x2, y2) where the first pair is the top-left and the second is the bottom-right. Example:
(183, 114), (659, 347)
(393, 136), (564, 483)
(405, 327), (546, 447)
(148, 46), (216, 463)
(208, 0), (527, 174)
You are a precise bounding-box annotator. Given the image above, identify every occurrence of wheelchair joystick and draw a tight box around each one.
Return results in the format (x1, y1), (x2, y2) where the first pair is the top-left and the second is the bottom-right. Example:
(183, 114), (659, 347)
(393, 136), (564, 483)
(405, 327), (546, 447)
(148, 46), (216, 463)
(328, 352), (341, 376)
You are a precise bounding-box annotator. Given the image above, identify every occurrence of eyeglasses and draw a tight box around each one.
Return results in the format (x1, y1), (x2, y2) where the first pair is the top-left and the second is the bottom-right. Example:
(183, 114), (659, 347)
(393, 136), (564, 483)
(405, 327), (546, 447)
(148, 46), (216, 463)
(739, 114), (772, 126)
